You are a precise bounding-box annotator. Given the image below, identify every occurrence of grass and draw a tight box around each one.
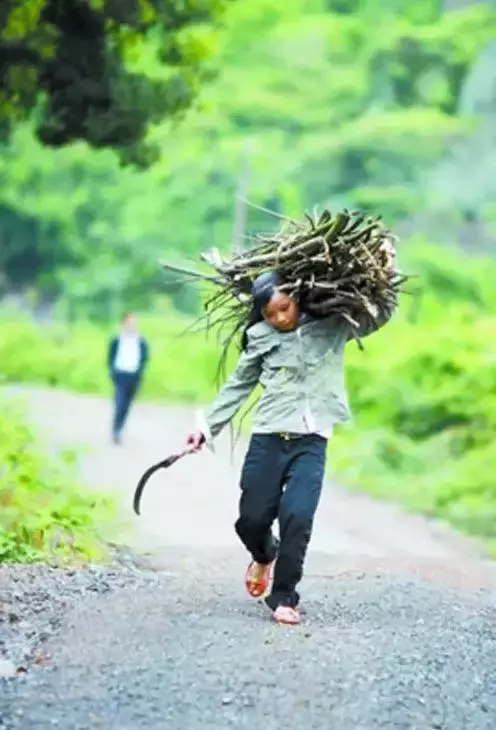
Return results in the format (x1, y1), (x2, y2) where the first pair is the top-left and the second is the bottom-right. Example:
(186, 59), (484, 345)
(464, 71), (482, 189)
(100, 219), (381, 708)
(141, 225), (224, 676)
(0, 393), (118, 564)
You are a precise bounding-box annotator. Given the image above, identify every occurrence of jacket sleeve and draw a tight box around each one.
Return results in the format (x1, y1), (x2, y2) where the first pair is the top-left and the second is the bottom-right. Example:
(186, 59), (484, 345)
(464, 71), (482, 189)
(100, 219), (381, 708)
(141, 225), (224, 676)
(195, 328), (270, 449)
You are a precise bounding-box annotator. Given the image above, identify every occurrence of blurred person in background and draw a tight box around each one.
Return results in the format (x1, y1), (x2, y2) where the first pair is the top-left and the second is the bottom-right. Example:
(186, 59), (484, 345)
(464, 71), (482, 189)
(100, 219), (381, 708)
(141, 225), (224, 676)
(107, 312), (150, 444)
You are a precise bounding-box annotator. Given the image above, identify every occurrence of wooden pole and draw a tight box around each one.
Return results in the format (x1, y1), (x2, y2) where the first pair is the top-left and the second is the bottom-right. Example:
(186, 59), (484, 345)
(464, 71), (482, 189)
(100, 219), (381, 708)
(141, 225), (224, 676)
(232, 143), (252, 255)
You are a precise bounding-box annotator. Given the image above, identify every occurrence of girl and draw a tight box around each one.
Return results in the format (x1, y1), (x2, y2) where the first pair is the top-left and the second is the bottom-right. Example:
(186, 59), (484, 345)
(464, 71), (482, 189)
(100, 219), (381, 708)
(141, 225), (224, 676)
(185, 270), (396, 625)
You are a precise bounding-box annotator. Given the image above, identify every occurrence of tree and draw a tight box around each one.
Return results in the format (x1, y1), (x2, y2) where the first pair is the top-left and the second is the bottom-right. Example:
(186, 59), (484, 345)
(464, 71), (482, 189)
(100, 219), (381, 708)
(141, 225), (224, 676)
(0, 0), (228, 165)
(2, 0), (495, 319)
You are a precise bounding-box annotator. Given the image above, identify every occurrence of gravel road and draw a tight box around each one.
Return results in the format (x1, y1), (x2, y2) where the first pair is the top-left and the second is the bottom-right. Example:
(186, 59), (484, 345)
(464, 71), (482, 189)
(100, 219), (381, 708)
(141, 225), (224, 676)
(2, 386), (496, 729)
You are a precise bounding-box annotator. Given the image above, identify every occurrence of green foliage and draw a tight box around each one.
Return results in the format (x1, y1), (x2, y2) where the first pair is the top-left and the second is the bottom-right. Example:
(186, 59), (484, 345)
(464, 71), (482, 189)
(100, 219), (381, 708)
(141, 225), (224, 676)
(156, 0), (494, 229)
(330, 293), (496, 541)
(0, 125), (167, 310)
(0, 394), (117, 563)
(400, 238), (496, 309)
(0, 0), (229, 164)
(1, 0), (495, 316)
(0, 302), (221, 402)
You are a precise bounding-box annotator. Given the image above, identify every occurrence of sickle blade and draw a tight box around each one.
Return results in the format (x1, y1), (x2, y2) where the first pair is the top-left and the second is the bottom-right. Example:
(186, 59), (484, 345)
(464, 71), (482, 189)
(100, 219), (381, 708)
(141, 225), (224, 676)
(132, 452), (187, 516)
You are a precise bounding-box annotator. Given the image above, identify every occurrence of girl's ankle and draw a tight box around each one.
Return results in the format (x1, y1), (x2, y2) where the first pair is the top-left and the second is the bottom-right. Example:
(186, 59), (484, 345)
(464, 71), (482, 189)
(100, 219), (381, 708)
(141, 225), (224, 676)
(265, 592), (298, 612)
(272, 605), (301, 625)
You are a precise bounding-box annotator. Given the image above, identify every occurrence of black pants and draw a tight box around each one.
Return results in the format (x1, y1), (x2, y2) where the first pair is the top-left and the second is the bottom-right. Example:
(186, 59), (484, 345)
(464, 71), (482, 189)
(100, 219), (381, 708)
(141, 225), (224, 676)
(235, 433), (327, 609)
(112, 372), (140, 437)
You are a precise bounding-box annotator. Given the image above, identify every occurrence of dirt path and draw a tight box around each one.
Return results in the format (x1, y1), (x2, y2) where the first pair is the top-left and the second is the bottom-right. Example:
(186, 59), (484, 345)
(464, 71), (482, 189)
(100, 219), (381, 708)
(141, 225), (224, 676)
(13, 385), (491, 569)
(2, 386), (496, 729)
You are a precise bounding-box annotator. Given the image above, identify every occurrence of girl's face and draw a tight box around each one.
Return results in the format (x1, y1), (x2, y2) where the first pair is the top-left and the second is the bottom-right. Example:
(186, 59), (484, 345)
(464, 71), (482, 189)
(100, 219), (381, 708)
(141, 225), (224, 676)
(263, 291), (299, 332)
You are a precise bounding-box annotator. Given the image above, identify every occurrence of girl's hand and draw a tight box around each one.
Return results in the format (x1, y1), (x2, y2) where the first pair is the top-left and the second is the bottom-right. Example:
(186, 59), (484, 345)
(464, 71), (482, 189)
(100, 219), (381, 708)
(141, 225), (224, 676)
(185, 431), (206, 452)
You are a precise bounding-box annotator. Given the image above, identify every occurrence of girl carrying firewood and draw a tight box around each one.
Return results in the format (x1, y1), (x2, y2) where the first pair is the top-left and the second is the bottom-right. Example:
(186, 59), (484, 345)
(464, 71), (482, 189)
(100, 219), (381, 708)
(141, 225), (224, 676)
(184, 253), (398, 624)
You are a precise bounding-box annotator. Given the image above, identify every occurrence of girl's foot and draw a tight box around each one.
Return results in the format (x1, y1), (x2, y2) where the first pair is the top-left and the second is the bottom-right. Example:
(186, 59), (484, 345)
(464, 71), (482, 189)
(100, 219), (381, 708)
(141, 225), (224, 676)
(272, 605), (301, 625)
(245, 560), (273, 598)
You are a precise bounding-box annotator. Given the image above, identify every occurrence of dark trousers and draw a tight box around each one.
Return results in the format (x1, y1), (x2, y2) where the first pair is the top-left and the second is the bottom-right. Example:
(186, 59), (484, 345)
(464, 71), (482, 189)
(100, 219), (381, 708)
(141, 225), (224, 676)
(112, 371), (140, 436)
(235, 433), (327, 609)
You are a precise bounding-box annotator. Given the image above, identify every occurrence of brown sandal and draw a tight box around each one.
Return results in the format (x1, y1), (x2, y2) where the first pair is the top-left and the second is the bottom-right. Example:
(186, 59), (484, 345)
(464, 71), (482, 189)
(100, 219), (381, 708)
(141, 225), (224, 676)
(245, 560), (273, 598)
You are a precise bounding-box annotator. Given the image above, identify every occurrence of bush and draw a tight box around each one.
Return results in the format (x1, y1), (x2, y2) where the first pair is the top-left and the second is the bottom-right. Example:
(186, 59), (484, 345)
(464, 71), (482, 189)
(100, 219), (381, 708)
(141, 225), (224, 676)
(332, 299), (496, 542)
(0, 309), (221, 403)
(399, 239), (496, 312)
(0, 395), (117, 563)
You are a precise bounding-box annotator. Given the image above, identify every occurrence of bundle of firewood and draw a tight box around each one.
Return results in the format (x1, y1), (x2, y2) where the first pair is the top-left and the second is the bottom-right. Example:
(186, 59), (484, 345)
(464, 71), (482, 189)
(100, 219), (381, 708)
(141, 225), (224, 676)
(162, 208), (407, 353)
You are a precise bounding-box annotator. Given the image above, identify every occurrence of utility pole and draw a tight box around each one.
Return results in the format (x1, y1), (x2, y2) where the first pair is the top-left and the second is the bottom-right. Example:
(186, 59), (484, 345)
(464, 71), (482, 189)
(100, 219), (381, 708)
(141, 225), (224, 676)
(232, 142), (252, 255)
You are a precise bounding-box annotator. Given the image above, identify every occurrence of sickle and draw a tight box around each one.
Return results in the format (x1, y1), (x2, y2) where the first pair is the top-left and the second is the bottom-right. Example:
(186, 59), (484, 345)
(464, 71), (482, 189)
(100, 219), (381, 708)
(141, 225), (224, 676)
(133, 450), (188, 516)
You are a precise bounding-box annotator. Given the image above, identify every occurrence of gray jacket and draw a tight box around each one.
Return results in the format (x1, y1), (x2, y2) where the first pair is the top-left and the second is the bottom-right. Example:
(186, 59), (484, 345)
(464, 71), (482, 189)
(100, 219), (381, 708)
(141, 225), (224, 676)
(196, 303), (396, 446)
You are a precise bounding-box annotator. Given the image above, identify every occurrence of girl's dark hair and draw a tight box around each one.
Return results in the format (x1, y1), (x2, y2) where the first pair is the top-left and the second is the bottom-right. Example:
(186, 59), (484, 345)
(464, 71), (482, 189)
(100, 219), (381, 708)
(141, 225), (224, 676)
(240, 304), (264, 351)
(240, 270), (281, 351)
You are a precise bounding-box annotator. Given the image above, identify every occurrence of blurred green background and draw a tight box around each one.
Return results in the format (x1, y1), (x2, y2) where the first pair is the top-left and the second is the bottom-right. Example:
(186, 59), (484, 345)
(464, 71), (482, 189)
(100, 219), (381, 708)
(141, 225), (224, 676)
(1, 0), (496, 560)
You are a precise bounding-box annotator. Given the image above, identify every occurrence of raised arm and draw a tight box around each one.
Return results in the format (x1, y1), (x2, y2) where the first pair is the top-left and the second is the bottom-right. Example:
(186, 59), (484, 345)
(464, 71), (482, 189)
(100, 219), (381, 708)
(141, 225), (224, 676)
(349, 245), (400, 339)
(350, 289), (398, 339)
